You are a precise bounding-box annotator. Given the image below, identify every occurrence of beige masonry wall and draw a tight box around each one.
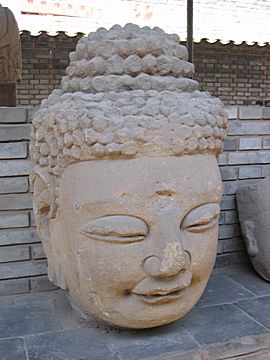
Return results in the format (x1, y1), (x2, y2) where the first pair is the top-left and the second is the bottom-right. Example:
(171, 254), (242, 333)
(0, 106), (270, 296)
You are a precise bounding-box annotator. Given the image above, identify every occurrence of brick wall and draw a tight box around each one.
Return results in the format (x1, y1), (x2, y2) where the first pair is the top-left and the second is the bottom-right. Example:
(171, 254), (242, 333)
(0, 107), (56, 296)
(17, 31), (270, 107)
(0, 105), (270, 296)
(217, 106), (270, 267)
(194, 40), (270, 106)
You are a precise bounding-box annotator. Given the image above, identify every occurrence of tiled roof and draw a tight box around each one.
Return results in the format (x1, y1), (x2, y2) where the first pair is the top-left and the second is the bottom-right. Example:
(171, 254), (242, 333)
(3, 0), (270, 45)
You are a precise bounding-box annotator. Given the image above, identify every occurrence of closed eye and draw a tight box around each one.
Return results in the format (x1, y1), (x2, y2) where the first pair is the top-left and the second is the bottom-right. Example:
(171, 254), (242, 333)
(181, 203), (220, 233)
(81, 215), (148, 243)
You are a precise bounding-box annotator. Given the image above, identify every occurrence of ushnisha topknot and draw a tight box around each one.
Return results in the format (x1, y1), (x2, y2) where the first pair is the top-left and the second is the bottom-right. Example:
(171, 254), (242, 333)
(30, 23), (228, 177)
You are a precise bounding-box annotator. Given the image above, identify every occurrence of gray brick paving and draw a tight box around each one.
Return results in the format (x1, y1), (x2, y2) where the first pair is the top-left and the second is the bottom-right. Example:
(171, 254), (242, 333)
(0, 266), (269, 359)
(0, 338), (27, 360)
(237, 296), (270, 329)
(196, 275), (255, 308)
(181, 304), (267, 346)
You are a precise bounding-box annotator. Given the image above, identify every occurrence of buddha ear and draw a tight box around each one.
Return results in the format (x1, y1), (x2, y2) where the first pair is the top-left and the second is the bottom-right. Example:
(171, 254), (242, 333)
(32, 167), (56, 243)
(242, 220), (258, 257)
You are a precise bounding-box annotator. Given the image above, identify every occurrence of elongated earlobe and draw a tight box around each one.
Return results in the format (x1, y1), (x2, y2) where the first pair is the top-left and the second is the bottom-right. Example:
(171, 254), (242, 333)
(32, 167), (67, 290)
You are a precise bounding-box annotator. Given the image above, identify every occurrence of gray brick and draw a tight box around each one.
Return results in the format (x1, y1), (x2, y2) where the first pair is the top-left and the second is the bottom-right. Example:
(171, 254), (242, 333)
(0, 107), (27, 123)
(220, 167), (238, 180)
(228, 151), (270, 165)
(27, 107), (39, 123)
(0, 160), (32, 176)
(239, 166), (262, 179)
(223, 181), (240, 195)
(0, 278), (29, 296)
(225, 106), (238, 120)
(0, 177), (28, 194)
(215, 253), (231, 268)
(0, 246), (30, 263)
(218, 212), (226, 225)
(0, 260), (47, 280)
(0, 124), (31, 141)
(0, 229), (39, 246)
(239, 137), (262, 150)
(0, 193), (33, 210)
(221, 195), (236, 210)
(228, 122), (270, 136)
(222, 238), (244, 253)
(224, 179), (258, 195)
(231, 251), (249, 265)
(30, 276), (58, 292)
(225, 210), (239, 224)
(223, 137), (238, 151)
(31, 243), (46, 259)
(217, 241), (223, 254)
(218, 153), (227, 166)
(263, 137), (270, 149)
(0, 142), (28, 159)
(0, 212), (29, 229)
(262, 166), (270, 177)
(262, 107), (270, 119)
(218, 224), (240, 239)
(239, 106), (262, 119)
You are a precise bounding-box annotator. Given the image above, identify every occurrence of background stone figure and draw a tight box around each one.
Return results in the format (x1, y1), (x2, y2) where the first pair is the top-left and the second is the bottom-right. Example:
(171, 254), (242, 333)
(30, 24), (228, 328)
(237, 176), (270, 281)
(0, 4), (22, 106)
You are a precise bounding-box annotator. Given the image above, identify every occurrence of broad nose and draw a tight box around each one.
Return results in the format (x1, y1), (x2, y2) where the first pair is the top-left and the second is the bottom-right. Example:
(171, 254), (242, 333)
(143, 242), (190, 277)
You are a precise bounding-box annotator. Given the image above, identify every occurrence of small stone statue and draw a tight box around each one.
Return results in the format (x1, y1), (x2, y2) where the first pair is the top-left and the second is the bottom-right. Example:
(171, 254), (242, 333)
(237, 176), (270, 281)
(0, 5), (21, 106)
(30, 24), (228, 328)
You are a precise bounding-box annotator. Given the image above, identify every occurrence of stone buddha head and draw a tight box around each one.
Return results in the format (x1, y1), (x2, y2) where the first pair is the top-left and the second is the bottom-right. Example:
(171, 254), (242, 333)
(30, 24), (227, 329)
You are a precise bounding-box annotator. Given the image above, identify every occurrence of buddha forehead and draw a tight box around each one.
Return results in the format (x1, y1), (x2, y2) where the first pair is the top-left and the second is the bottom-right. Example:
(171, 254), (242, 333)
(60, 155), (223, 206)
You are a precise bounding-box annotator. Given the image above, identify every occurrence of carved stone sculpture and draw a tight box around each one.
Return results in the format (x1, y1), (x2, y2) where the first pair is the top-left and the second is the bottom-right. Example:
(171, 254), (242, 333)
(0, 5), (21, 106)
(30, 24), (228, 328)
(237, 176), (270, 281)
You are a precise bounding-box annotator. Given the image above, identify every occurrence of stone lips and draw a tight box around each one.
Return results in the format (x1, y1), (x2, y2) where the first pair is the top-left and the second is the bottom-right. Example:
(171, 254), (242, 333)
(30, 23), (228, 177)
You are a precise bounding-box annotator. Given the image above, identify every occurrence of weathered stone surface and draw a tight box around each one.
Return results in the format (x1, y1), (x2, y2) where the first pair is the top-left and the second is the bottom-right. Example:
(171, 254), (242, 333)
(0, 5), (21, 83)
(237, 176), (270, 281)
(31, 24), (227, 329)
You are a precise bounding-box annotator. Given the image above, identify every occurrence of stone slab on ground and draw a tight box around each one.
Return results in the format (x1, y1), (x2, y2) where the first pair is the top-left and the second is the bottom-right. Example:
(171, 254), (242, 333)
(0, 265), (270, 359)
(0, 338), (27, 360)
